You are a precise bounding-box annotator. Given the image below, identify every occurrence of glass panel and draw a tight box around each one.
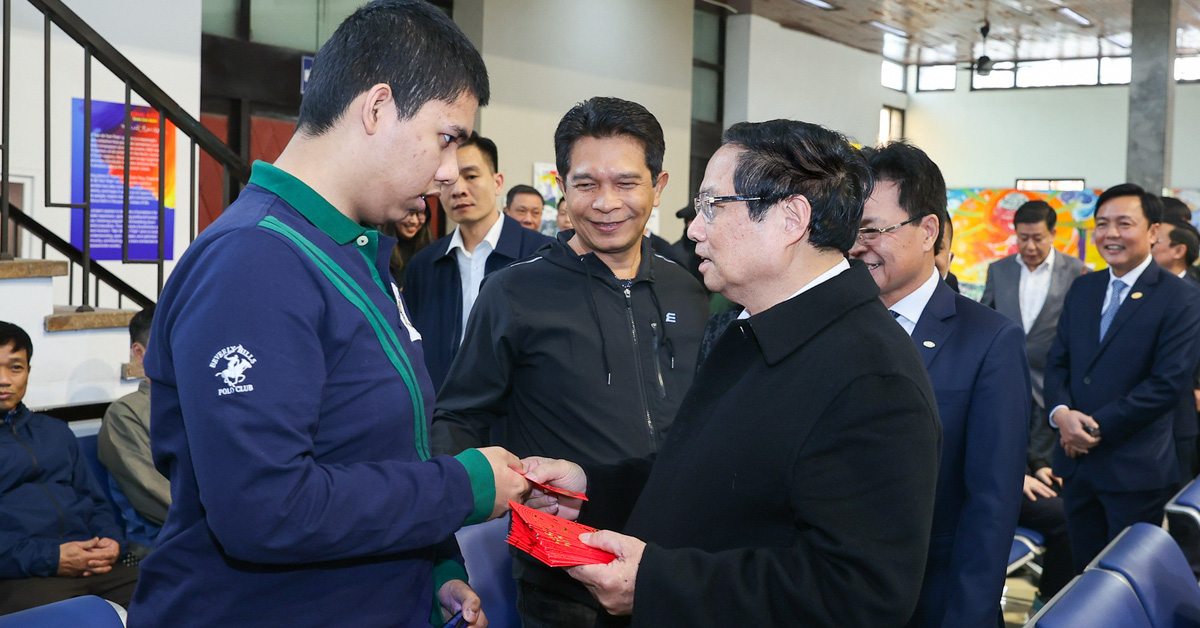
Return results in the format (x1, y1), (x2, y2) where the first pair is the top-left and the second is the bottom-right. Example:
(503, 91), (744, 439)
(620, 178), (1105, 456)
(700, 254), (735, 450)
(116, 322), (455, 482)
(694, 10), (720, 65)
(1100, 57), (1132, 84)
(1015, 58), (1097, 87)
(202, 0), (239, 38)
(972, 69), (1015, 89)
(917, 65), (957, 91)
(1178, 56), (1200, 81)
(316, 0), (365, 49)
(692, 67), (719, 124)
(252, 0), (320, 52)
(881, 60), (905, 91)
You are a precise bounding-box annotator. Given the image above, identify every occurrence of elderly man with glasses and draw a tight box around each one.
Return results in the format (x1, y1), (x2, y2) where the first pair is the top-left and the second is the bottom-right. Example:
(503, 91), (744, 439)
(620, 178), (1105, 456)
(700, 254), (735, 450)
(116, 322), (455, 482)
(849, 141), (1030, 628)
(523, 120), (942, 627)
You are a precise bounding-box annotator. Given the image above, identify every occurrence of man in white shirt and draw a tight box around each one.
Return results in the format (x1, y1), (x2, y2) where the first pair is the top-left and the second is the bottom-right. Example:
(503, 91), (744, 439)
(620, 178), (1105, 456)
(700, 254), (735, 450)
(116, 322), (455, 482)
(849, 141), (1029, 628)
(404, 133), (552, 389)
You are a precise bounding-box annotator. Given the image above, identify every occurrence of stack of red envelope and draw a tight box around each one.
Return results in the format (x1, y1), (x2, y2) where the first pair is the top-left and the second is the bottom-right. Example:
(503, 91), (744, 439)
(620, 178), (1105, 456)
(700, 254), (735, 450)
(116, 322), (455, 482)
(506, 500), (616, 567)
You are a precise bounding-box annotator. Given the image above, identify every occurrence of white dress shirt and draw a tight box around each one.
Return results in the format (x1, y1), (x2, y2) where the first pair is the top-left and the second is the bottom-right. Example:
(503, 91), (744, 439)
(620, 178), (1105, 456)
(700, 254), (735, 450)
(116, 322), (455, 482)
(888, 268), (941, 336)
(737, 258), (850, 320)
(447, 211), (505, 343)
(1049, 253), (1153, 426)
(1019, 249), (1056, 333)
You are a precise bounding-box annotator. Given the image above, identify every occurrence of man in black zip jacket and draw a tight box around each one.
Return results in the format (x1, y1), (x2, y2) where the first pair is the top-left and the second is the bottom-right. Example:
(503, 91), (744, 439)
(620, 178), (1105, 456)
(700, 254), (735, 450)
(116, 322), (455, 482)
(0, 322), (139, 615)
(431, 97), (708, 628)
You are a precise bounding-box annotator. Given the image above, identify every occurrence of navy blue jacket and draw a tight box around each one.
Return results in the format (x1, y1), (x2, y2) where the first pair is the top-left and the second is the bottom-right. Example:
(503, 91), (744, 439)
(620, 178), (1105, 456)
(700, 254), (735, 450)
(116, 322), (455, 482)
(130, 163), (493, 627)
(906, 279), (1030, 628)
(0, 404), (124, 578)
(1045, 261), (1200, 491)
(404, 213), (552, 390)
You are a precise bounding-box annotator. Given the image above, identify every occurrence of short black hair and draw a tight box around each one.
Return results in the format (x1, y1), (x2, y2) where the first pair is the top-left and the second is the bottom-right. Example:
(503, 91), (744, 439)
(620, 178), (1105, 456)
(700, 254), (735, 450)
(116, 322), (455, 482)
(461, 133), (498, 173)
(130, 306), (155, 348)
(1164, 219), (1200, 266)
(1095, 183), (1162, 225)
(555, 97), (665, 181)
(0, 321), (32, 361)
(1014, 199), (1057, 230)
(720, 120), (873, 254)
(862, 141), (948, 255)
(1162, 196), (1193, 223)
(506, 184), (543, 208)
(296, 0), (489, 136)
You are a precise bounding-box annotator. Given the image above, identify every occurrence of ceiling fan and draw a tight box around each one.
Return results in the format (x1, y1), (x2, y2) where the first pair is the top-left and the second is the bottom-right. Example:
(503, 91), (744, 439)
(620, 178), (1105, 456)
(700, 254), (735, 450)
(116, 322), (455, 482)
(960, 20), (998, 75)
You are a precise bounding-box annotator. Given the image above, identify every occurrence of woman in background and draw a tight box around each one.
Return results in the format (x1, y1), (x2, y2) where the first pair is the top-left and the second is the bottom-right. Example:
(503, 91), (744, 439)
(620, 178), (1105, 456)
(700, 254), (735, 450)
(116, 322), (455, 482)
(379, 205), (431, 289)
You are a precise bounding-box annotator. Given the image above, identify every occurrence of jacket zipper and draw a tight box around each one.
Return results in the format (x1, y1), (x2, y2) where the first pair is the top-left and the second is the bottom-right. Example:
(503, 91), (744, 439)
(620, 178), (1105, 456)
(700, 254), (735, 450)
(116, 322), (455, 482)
(9, 421), (68, 539)
(624, 288), (658, 451)
(649, 322), (667, 399)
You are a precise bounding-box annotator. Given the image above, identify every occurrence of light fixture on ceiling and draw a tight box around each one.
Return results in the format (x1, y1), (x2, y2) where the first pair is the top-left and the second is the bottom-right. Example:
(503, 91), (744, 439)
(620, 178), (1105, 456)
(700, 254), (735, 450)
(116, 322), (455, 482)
(1104, 33), (1132, 49)
(867, 21), (908, 38)
(794, 0), (839, 9)
(1056, 7), (1093, 27)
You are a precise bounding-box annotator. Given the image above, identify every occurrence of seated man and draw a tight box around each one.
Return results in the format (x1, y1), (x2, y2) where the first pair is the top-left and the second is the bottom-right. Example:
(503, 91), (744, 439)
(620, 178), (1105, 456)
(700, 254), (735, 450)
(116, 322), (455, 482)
(99, 307), (169, 548)
(0, 321), (138, 615)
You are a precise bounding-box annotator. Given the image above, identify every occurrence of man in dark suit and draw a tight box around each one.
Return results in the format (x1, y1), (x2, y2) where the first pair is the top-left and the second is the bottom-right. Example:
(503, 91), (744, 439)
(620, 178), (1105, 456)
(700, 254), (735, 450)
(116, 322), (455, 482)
(1045, 184), (1200, 572)
(980, 199), (1085, 599)
(849, 141), (1030, 628)
(1151, 217), (1200, 479)
(404, 133), (552, 390)
(523, 119), (942, 626)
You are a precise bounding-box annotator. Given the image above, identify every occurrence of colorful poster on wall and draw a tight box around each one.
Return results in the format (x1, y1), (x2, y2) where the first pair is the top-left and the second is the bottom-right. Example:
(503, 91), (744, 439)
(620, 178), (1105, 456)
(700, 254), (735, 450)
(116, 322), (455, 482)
(947, 188), (1102, 299)
(71, 98), (176, 261)
(532, 162), (561, 236)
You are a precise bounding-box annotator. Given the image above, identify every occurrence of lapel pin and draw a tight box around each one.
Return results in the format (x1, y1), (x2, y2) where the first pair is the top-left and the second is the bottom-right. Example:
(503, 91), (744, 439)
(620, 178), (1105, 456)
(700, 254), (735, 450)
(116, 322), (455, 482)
(1131, 292), (1143, 299)
(923, 340), (936, 348)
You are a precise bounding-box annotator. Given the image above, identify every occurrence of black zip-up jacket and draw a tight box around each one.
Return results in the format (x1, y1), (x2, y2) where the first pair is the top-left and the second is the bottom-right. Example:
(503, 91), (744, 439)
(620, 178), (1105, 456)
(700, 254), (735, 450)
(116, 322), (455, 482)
(0, 404), (124, 578)
(430, 230), (708, 603)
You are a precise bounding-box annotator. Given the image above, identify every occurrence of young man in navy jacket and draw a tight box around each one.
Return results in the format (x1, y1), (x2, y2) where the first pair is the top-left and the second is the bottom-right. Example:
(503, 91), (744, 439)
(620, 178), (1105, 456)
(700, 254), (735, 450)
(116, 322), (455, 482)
(127, 3), (528, 627)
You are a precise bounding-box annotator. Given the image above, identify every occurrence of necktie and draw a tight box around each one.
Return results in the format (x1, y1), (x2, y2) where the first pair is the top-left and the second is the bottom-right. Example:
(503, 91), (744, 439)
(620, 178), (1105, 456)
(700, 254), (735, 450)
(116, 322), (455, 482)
(1099, 279), (1127, 341)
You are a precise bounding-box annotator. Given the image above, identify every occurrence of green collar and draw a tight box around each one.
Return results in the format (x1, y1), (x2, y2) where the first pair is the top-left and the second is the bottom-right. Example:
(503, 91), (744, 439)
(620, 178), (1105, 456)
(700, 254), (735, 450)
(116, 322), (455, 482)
(249, 160), (365, 245)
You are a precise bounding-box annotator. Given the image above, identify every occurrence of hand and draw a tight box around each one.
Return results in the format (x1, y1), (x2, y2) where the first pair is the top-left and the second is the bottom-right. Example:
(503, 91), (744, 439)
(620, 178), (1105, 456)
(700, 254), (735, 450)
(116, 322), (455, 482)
(57, 538), (117, 577)
(436, 579), (487, 627)
(566, 530), (646, 616)
(1023, 474), (1057, 501)
(1054, 408), (1100, 458)
(521, 456), (587, 521)
(1034, 467), (1062, 489)
(1194, 389), (1200, 413)
(477, 446), (529, 520)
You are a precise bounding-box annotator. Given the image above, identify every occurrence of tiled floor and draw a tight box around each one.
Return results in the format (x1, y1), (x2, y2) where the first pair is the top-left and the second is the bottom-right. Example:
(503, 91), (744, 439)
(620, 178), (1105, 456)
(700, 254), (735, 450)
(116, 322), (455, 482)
(1002, 571), (1041, 627)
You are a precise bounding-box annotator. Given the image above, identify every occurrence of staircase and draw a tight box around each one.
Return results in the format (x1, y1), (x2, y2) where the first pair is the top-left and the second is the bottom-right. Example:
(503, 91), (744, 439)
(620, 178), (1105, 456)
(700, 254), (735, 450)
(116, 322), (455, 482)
(0, 0), (250, 411)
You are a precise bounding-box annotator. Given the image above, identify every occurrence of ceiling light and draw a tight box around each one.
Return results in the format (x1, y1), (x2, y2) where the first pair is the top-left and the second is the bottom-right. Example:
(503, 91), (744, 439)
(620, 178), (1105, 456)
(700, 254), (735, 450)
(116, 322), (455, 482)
(1104, 34), (1132, 48)
(794, 0), (838, 9)
(867, 21), (909, 38)
(1056, 7), (1093, 27)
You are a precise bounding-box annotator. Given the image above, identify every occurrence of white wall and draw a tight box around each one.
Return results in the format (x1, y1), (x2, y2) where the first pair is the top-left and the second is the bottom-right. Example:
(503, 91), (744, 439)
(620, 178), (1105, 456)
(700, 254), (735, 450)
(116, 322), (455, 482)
(725, 14), (907, 148)
(458, 0), (694, 239)
(7, 0), (202, 306)
(907, 67), (1200, 190)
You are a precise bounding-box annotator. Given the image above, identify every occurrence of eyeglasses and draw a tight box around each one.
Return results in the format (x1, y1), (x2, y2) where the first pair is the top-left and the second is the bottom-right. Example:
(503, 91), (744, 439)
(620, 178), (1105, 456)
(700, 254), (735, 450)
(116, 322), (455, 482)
(694, 192), (763, 223)
(856, 215), (921, 244)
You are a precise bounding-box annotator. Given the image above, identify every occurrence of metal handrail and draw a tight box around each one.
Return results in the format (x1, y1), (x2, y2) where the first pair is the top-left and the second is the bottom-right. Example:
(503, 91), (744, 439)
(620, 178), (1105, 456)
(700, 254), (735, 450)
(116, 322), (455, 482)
(1, 0), (252, 308)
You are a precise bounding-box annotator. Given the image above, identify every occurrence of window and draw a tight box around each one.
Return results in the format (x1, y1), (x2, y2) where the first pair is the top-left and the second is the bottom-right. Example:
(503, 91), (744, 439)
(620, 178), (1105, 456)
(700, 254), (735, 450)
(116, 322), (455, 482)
(971, 61), (1016, 89)
(689, 2), (727, 202)
(1178, 56), (1200, 82)
(1016, 179), (1086, 192)
(881, 59), (905, 91)
(1016, 58), (1098, 88)
(917, 65), (957, 91)
(878, 106), (904, 146)
(1100, 57), (1131, 85)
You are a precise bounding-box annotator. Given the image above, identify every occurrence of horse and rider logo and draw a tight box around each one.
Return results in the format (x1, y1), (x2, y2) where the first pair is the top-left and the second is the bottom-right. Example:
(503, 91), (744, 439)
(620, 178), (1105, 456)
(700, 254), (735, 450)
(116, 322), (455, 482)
(209, 344), (257, 395)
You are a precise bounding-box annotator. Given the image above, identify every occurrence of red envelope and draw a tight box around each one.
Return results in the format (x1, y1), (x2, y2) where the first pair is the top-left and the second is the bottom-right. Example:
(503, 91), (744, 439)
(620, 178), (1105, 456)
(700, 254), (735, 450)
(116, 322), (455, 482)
(523, 474), (588, 501)
(506, 500), (615, 567)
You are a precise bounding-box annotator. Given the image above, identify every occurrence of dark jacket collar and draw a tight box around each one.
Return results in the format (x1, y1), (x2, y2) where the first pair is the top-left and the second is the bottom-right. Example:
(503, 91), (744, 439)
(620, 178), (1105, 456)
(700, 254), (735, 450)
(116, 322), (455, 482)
(747, 260), (881, 366)
(910, 277), (957, 368)
(2, 402), (31, 428)
(435, 213), (528, 263)
(538, 229), (658, 288)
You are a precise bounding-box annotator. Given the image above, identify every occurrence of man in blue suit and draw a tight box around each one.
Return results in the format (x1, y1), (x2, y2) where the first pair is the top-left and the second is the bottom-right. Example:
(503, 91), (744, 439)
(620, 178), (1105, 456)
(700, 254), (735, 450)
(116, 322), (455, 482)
(1045, 184), (1200, 571)
(404, 133), (552, 390)
(850, 142), (1029, 628)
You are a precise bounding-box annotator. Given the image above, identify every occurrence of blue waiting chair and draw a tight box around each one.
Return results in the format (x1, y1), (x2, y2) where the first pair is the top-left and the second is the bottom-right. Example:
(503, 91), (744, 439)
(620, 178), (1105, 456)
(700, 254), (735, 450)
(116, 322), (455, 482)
(1024, 569), (1152, 628)
(0, 596), (123, 628)
(1088, 522), (1200, 627)
(455, 516), (519, 628)
(1008, 527), (1046, 576)
(1165, 477), (1200, 577)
